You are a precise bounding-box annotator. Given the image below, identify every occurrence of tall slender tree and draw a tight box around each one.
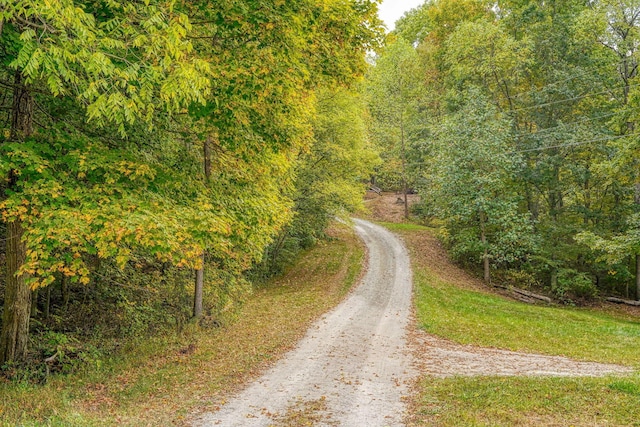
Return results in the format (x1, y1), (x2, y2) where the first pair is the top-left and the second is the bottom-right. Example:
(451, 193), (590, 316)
(366, 37), (423, 218)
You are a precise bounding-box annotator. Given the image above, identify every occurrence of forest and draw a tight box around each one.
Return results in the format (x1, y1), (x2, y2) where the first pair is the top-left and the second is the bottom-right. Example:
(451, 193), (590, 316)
(1, 0), (640, 398)
(0, 0), (382, 369)
(368, 0), (640, 305)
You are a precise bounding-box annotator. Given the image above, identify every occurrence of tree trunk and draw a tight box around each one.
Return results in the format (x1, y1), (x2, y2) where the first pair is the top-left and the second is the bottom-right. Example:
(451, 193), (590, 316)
(193, 134), (213, 318)
(636, 254), (640, 301)
(10, 72), (33, 139)
(44, 286), (51, 319)
(480, 212), (490, 283)
(403, 187), (409, 220)
(400, 112), (408, 219)
(61, 275), (69, 309)
(193, 254), (204, 319)
(1, 71), (33, 364)
(30, 289), (38, 317)
(0, 221), (31, 365)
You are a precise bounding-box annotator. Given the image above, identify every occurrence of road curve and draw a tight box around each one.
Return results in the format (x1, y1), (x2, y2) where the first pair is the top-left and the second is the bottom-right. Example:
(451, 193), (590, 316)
(194, 219), (415, 426)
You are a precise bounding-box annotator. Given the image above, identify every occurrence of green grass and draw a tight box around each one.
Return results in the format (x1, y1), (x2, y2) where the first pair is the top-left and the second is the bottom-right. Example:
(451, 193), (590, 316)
(415, 267), (640, 367)
(0, 223), (365, 426)
(412, 375), (640, 427)
(395, 226), (640, 427)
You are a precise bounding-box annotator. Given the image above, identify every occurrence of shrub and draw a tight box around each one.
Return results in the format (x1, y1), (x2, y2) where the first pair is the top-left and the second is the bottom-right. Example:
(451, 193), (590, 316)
(552, 268), (598, 301)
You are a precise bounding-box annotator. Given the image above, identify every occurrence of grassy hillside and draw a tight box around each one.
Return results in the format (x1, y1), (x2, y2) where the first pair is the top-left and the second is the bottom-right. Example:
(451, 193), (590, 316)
(384, 222), (640, 427)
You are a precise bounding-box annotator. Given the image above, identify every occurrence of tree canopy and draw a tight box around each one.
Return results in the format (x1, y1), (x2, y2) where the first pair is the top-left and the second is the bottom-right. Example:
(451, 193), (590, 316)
(0, 0), (383, 365)
(366, 0), (640, 302)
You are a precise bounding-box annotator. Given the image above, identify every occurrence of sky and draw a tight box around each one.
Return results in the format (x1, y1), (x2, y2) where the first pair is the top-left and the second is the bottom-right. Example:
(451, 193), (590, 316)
(377, 0), (425, 31)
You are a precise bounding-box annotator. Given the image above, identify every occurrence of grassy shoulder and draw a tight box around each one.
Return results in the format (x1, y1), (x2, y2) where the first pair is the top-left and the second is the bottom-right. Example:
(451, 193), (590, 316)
(0, 222), (365, 426)
(383, 223), (640, 427)
(410, 376), (640, 427)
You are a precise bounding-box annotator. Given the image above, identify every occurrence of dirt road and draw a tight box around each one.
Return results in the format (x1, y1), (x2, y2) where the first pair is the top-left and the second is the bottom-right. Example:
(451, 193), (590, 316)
(195, 219), (414, 426)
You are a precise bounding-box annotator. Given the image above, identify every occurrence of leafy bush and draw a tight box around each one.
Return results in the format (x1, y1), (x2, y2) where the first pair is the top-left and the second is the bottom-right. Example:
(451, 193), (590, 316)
(493, 269), (540, 289)
(552, 268), (598, 301)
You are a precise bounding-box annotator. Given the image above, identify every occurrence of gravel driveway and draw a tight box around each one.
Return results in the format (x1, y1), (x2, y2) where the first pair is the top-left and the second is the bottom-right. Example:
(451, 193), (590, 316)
(195, 218), (414, 426)
(194, 215), (632, 426)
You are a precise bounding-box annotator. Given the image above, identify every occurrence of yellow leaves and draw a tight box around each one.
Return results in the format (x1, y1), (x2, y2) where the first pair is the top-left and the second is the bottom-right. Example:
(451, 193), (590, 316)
(61, 267), (75, 277)
(115, 254), (129, 268)
(114, 226), (127, 243)
(133, 35), (148, 48)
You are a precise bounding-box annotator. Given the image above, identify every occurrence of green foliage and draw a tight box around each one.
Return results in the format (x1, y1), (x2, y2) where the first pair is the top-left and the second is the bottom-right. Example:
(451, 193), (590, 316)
(553, 268), (599, 301)
(422, 89), (536, 269)
(394, 2), (431, 44)
(369, 0), (640, 298)
(0, 132), (289, 288)
(4, 0), (211, 134)
(443, 19), (532, 109)
(365, 37), (423, 193)
(0, 0), (383, 367)
(577, 214), (640, 265)
(254, 86), (379, 277)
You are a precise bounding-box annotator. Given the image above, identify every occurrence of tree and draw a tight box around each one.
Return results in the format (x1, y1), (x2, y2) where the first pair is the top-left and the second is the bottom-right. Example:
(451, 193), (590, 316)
(573, 0), (640, 299)
(443, 19), (531, 112)
(366, 37), (423, 219)
(423, 90), (534, 282)
(0, 0), (211, 364)
(263, 86), (379, 268)
(0, 0), (385, 365)
(182, 0), (383, 314)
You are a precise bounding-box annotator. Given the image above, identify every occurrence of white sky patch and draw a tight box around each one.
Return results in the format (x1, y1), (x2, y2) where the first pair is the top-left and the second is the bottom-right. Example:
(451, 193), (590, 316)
(378, 0), (426, 31)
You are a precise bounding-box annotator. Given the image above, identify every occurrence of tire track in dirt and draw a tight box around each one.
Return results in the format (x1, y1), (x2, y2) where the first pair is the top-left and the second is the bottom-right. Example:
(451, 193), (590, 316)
(194, 218), (415, 426)
(410, 332), (633, 378)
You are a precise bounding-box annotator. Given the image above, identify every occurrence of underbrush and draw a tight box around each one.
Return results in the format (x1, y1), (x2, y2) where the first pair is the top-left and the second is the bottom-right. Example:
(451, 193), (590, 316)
(0, 257), (247, 384)
(0, 222), (364, 426)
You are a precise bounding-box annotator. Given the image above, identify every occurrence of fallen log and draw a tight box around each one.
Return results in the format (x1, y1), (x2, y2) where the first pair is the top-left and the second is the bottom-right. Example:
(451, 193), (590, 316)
(606, 297), (640, 307)
(492, 284), (552, 304)
(511, 287), (552, 304)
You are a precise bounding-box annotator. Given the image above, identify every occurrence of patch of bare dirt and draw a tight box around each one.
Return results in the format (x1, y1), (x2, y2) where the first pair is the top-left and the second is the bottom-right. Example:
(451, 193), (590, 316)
(364, 191), (420, 223)
(409, 327), (632, 378)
